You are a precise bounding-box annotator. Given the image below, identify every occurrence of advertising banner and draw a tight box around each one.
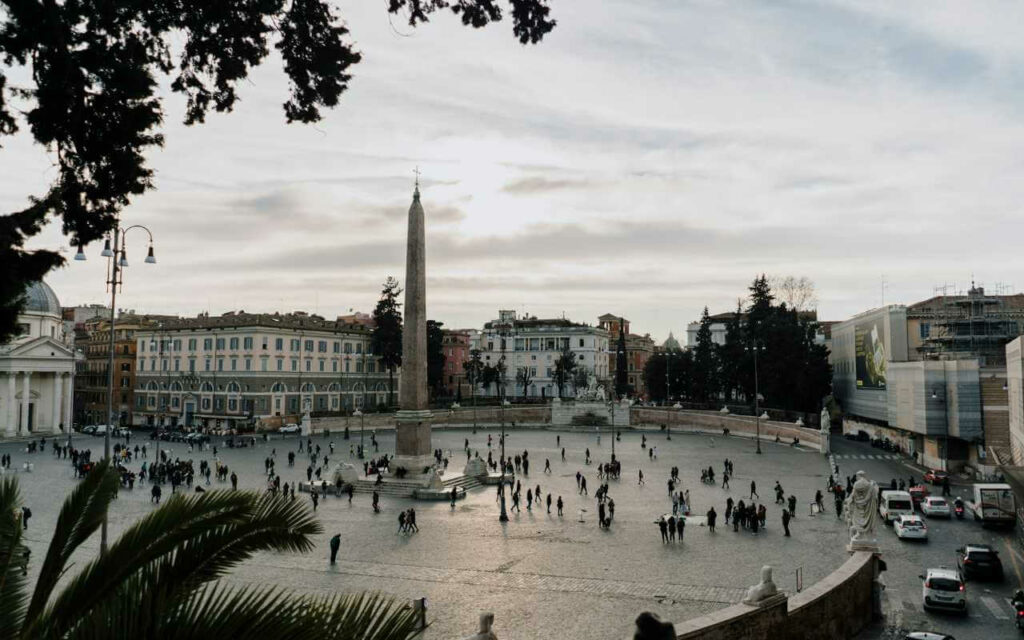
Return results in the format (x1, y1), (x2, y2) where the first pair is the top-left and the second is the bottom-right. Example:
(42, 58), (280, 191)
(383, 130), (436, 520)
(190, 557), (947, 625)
(856, 319), (887, 390)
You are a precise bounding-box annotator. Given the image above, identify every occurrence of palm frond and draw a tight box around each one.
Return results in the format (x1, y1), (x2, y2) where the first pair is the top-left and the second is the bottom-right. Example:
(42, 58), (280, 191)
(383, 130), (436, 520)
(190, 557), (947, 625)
(0, 476), (28, 638)
(23, 459), (118, 624)
(38, 489), (320, 637)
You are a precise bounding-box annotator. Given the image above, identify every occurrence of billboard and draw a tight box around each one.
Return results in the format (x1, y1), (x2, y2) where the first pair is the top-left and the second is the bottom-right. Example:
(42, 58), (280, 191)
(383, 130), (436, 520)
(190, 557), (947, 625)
(856, 319), (888, 390)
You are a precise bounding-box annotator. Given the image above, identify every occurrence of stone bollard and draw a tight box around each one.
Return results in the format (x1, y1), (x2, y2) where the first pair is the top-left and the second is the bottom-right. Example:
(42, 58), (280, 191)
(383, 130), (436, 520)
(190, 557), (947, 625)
(633, 612), (675, 640)
(463, 612), (497, 640)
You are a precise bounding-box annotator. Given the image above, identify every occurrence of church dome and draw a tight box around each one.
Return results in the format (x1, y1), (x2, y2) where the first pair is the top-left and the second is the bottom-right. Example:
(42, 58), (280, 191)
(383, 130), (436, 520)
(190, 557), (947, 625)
(22, 281), (61, 316)
(663, 332), (680, 351)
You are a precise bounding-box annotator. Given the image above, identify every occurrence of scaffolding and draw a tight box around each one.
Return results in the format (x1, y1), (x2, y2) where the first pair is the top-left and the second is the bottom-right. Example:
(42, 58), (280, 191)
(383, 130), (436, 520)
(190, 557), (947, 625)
(917, 281), (1023, 365)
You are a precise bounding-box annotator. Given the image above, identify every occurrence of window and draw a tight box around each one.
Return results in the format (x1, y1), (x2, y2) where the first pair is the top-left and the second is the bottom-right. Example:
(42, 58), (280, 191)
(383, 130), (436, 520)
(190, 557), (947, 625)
(332, 361), (338, 372)
(189, 359), (196, 372)
(318, 340), (327, 352)
(344, 342), (352, 354)
(291, 359), (298, 371)
(356, 343), (363, 354)
(201, 398), (211, 411)
(305, 339), (314, 352)
(920, 323), (930, 339)
(172, 397), (180, 408)
(262, 337), (269, 349)
(368, 361), (376, 373)
(345, 360), (350, 373)
(140, 359), (146, 372)
(305, 360), (311, 372)
(275, 338), (284, 350)
(188, 338), (197, 351)
(121, 378), (130, 388)
(319, 360), (325, 372)
(215, 338), (225, 350)
(139, 340), (145, 352)
(231, 359), (237, 371)
(290, 339), (300, 351)
(579, 338), (585, 347)
(228, 398), (238, 412)
(217, 358), (224, 371)
(333, 342), (340, 353)
(203, 338), (213, 350)
(243, 337), (253, 350)
(174, 358), (180, 371)
(121, 363), (131, 372)
(173, 339), (181, 351)
(356, 361), (364, 373)
(245, 358), (252, 371)
(277, 359), (284, 371)
(229, 337), (239, 350)
(262, 359), (268, 372)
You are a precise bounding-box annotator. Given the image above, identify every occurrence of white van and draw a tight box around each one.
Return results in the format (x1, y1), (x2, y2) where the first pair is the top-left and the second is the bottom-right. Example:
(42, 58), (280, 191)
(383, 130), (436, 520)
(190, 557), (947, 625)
(879, 490), (914, 524)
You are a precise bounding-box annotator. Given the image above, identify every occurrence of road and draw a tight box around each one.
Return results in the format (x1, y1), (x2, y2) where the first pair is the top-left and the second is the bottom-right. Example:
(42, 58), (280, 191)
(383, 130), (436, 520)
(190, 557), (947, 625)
(831, 438), (1022, 639)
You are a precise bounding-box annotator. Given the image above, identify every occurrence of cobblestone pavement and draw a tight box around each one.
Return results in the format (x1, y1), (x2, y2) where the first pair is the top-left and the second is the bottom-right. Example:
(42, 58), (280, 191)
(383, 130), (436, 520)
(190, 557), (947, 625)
(3, 427), (849, 639)
(831, 438), (1021, 640)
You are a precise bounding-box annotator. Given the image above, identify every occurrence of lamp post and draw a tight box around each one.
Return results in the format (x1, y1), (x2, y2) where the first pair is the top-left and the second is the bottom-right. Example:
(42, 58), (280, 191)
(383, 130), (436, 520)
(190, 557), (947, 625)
(753, 342), (762, 455)
(355, 409), (364, 459)
(76, 222), (157, 554)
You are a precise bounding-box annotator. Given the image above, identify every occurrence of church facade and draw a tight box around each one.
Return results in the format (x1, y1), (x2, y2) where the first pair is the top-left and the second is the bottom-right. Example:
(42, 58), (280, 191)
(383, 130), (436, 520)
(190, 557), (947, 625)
(0, 281), (76, 436)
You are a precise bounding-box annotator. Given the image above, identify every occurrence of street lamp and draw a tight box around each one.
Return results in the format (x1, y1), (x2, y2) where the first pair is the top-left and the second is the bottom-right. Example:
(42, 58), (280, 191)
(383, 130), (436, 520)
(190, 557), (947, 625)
(79, 222), (157, 553)
(354, 409), (364, 459)
(752, 342), (762, 455)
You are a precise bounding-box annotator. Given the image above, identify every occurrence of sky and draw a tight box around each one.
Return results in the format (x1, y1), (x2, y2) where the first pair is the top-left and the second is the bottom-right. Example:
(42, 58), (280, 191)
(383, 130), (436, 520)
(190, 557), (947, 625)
(5, 0), (1024, 343)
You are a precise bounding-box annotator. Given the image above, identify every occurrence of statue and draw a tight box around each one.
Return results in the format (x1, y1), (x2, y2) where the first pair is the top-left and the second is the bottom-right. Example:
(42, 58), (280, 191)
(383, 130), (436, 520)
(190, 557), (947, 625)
(844, 470), (879, 551)
(742, 565), (779, 605)
(426, 468), (445, 491)
(820, 406), (831, 454)
(596, 385), (606, 401)
(463, 612), (497, 640)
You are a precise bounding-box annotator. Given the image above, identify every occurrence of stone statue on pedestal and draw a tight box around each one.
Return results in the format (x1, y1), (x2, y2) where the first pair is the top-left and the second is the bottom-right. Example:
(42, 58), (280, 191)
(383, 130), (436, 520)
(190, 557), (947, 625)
(844, 470), (879, 551)
(742, 566), (779, 605)
(820, 406), (831, 454)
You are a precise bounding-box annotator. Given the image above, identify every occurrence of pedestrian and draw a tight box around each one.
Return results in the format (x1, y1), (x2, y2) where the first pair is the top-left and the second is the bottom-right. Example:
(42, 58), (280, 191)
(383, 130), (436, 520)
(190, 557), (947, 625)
(312, 491), (319, 512)
(407, 508), (418, 532)
(151, 484), (162, 504)
(580, 476), (588, 496)
(547, 493), (552, 513)
(722, 471), (729, 490)
(750, 481), (758, 500)
(678, 514), (685, 540)
(557, 496), (563, 516)
(941, 476), (951, 497)
(527, 488), (533, 510)
(545, 458), (551, 473)
(398, 510), (407, 533)
(658, 517), (669, 543)
(347, 484), (354, 503)
(561, 447), (566, 462)
(787, 494), (796, 518)
(372, 490), (380, 512)
(707, 507), (717, 532)
(667, 515), (676, 541)
(782, 509), (792, 537)
(231, 472), (238, 490)
(451, 486), (458, 508)
(329, 533), (341, 564)
(725, 497), (734, 523)
(21, 506), (31, 530)
(639, 469), (645, 485)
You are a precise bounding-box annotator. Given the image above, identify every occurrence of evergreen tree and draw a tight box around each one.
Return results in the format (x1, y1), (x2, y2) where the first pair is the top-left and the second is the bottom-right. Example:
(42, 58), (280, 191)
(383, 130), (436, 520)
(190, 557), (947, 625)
(718, 301), (745, 402)
(426, 320), (445, 400)
(480, 364), (498, 395)
(692, 306), (718, 403)
(642, 354), (667, 403)
(370, 277), (402, 408)
(614, 319), (629, 399)
(463, 349), (484, 408)
(553, 347), (577, 398)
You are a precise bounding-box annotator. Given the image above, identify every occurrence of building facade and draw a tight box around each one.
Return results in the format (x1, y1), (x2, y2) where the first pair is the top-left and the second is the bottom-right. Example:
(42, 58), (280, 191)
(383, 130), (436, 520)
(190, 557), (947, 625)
(75, 313), (172, 428)
(0, 282), (76, 436)
(598, 314), (655, 399)
(132, 311), (394, 429)
(832, 285), (1024, 471)
(441, 329), (472, 397)
(477, 310), (609, 399)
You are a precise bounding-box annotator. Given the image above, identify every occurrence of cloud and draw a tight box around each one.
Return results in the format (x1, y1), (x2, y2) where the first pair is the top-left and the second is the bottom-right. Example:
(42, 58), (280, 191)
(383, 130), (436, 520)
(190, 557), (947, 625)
(501, 176), (591, 194)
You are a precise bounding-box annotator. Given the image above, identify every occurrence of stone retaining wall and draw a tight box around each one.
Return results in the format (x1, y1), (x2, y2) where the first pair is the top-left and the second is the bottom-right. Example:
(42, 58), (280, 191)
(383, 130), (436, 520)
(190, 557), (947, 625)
(666, 552), (878, 640)
(631, 408), (821, 448)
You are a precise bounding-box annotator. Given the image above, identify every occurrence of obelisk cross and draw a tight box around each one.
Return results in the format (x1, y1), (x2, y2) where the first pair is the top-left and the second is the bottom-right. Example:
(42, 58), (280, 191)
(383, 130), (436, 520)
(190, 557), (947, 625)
(413, 166), (421, 188)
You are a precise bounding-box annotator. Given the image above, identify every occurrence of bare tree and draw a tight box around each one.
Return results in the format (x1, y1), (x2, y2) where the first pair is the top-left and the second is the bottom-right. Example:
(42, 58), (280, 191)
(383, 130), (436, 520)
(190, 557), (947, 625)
(769, 275), (818, 311)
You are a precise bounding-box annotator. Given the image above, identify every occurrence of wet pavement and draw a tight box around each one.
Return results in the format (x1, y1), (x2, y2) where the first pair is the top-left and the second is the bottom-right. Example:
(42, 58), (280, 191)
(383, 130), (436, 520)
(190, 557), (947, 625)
(4, 426), (848, 639)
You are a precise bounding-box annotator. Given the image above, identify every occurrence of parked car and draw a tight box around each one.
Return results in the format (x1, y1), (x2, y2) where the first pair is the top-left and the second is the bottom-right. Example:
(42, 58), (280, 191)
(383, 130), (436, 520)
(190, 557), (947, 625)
(920, 497), (951, 518)
(280, 424), (301, 434)
(956, 544), (1005, 582)
(920, 568), (967, 614)
(93, 425), (108, 435)
(855, 430), (871, 442)
(894, 514), (928, 541)
(81, 425), (98, 435)
(923, 469), (949, 485)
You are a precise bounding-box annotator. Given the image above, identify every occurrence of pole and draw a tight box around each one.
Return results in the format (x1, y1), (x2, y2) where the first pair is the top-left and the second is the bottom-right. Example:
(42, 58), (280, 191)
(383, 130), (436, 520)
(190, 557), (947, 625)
(754, 343), (762, 455)
(101, 226), (120, 554)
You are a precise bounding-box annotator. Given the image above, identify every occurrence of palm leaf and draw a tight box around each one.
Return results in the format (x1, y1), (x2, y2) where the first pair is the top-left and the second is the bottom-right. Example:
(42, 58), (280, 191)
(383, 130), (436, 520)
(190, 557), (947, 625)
(0, 476), (28, 638)
(23, 458), (118, 624)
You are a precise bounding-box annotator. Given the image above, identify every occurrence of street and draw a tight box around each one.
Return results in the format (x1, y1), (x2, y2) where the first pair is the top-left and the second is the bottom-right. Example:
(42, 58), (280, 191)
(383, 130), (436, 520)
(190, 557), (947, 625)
(830, 438), (1022, 639)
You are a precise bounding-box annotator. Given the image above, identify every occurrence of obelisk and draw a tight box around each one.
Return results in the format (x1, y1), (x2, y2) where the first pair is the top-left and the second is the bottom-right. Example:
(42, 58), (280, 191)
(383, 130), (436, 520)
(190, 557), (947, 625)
(393, 175), (433, 474)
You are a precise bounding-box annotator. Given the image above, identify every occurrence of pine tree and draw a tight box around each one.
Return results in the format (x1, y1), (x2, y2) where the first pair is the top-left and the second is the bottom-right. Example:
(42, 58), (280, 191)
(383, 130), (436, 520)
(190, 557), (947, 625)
(426, 320), (445, 400)
(693, 306), (717, 403)
(371, 277), (402, 408)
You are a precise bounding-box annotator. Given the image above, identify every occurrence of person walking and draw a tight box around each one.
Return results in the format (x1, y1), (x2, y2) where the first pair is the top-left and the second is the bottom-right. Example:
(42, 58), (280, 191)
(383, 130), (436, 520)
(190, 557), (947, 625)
(347, 484), (354, 503)
(658, 517), (669, 543)
(721, 471), (729, 490)
(580, 476), (588, 496)
(21, 506), (31, 530)
(546, 493), (552, 513)
(749, 481), (758, 500)
(561, 447), (566, 462)
(372, 490), (380, 513)
(230, 472), (238, 491)
(329, 533), (341, 564)
(526, 488), (533, 510)
(677, 514), (685, 540)
(781, 509), (792, 537)
(774, 481), (784, 504)
(941, 476), (951, 497)
(788, 494), (797, 517)
(397, 510), (407, 534)
(545, 458), (551, 473)
(557, 496), (564, 517)
(707, 507), (717, 533)
(407, 508), (418, 532)
(451, 486), (458, 508)
(311, 491), (319, 512)
(725, 497), (734, 523)
(638, 469), (645, 485)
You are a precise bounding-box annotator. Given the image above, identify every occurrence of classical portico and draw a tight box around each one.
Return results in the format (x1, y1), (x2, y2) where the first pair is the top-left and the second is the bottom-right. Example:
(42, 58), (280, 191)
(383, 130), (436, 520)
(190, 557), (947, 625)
(0, 282), (77, 437)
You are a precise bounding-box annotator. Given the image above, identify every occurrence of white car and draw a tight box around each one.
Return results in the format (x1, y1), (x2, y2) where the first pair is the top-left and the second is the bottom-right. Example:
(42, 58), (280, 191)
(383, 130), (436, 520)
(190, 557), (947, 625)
(920, 497), (951, 518)
(894, 514), (928, 540)
(280, 424), (301, 434)
(94, 425), (108, 435)
(920, 568), (966, 614)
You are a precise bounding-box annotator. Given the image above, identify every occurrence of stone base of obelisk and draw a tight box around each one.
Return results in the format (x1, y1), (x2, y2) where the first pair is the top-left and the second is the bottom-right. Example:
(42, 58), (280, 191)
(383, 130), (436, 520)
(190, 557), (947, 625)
(391, 409), (434, 478)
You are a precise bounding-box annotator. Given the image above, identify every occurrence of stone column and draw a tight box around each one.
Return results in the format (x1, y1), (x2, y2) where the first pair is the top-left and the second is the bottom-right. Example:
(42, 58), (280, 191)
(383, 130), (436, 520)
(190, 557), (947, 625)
(21, 371), (31, 434)
(393, 183), (433, 474)
(64, 373), (73, 432)
(4, 373), (15, 437)
(52, 373), (63, 434)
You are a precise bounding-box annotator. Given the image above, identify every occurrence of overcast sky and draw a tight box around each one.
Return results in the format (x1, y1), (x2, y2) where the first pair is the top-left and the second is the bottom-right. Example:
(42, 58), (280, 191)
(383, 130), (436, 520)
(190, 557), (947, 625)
(7, 1), (1024, 343)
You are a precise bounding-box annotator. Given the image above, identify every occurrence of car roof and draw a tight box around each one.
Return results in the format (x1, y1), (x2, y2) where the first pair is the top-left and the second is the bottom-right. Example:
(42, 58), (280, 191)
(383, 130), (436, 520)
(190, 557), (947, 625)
(926, 568), (960, 580)
(897, 514), (922, 521)
(925, 496), (946, 502)
(963, 543), (995, 552)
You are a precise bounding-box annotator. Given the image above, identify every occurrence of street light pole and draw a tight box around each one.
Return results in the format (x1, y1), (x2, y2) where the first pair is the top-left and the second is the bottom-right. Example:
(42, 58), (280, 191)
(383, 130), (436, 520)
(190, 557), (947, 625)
(78, 223), (156, 554)
(753, 343), (762, 455)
